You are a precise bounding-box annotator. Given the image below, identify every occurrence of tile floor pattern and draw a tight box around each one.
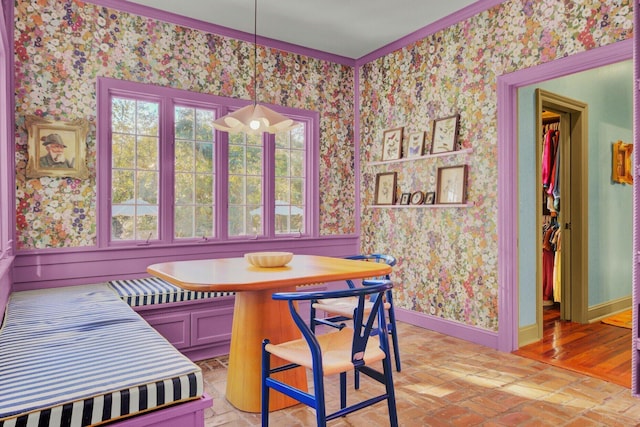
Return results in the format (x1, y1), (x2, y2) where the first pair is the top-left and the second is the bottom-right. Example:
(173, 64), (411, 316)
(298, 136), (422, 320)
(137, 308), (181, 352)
(197, 322), (640, 426)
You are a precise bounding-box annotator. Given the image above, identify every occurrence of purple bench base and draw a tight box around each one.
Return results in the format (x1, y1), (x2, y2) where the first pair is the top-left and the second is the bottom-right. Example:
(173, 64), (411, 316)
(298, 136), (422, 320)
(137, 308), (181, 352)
(110, 394), (212, 427)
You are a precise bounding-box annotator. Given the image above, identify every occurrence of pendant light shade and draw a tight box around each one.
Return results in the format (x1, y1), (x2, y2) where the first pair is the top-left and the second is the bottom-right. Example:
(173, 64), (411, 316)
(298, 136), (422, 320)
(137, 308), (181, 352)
(213, 0), (299, 135)
(213, 103), (297, 135)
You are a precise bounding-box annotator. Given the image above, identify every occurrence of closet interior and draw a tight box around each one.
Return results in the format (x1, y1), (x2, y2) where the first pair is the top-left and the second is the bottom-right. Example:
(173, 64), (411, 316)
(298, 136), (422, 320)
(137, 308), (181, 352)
(541, 111), (561, 308)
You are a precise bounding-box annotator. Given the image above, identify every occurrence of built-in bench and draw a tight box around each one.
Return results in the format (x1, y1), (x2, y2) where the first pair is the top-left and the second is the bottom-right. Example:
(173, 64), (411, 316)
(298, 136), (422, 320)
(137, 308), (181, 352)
(0, 284), (212, 427)
(108, 277), (235, 361)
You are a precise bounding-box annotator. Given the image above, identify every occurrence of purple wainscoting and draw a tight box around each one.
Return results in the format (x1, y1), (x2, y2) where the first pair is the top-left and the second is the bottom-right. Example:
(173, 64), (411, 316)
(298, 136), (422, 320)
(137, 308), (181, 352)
(110, 394), (212, 427)
(0, 257), (12, 324)
(12, 236), (360, 290)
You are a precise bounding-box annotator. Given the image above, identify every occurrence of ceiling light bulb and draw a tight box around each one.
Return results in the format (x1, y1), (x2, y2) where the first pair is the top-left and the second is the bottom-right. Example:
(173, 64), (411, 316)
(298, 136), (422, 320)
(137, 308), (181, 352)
(250, 119), (261, 130)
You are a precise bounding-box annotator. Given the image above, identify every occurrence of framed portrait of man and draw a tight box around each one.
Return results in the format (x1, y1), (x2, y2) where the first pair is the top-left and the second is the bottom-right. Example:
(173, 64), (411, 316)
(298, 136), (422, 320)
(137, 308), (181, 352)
(25, 115), (89, 179)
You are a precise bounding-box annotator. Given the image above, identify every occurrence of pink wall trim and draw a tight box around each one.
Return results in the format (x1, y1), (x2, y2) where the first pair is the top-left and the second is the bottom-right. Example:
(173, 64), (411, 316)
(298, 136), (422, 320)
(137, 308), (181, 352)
(83, 0), (355, 66)
(395, 307), (498, 349)
(496, 39), (633, 352)
(0, 256), (13, 324)
(633, 2), (640, 397)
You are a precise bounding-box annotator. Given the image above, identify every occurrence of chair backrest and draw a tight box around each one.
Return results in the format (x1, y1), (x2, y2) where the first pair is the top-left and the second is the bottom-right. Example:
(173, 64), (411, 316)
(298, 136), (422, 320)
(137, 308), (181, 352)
(344, 254), (396, 289)
(272, 281), (393, 369)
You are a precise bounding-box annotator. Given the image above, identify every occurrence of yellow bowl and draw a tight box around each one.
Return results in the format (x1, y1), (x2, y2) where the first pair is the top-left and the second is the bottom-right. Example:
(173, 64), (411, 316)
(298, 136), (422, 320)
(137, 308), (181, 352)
(244, 251), (293, 268)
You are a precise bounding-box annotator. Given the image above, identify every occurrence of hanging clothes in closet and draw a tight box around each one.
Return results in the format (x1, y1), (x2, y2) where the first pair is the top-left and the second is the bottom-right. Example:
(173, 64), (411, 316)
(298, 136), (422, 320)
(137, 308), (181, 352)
(541, 118), (560, 306)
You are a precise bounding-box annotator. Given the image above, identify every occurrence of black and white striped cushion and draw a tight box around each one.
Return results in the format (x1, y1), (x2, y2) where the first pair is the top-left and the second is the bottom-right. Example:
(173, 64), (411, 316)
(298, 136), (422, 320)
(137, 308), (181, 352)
(0, 284), (204, 427)
(109, 277), (234, 307)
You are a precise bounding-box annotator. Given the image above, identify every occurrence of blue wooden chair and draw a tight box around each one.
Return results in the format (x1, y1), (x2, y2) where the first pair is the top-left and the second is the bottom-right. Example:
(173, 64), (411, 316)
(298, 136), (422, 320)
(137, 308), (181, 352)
(310, 254), (401, 388)
(261, 281), (398, 427)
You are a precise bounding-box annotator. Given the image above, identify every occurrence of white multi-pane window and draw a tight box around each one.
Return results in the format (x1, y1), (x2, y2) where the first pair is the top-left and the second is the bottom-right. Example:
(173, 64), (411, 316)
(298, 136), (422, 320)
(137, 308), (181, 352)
(174, 106), (215, 239)
(275, 126), (306, 234)
(110, 97), (160, 241)
(97, 78), (317, 246)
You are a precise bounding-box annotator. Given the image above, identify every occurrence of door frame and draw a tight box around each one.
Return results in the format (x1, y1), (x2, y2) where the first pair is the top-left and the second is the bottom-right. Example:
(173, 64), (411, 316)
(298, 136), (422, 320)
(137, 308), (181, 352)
(535, 89), (588, 331)
(495, 39), (632, 352)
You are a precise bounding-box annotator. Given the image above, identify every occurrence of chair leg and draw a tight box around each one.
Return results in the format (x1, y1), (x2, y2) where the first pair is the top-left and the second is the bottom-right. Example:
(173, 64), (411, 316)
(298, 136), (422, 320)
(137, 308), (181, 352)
(261, 340), (271, 427)
(339, 372), (347, 409)
(310, 301), (317, 333)
(386, 292), (401, 372)
(382, 355), (399, 427)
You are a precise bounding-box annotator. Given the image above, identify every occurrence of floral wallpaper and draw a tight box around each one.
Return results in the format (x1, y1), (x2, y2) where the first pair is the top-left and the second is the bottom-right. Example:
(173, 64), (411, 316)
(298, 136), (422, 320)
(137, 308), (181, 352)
(13, 0), (355, 249)
(359, 0), (633, 331)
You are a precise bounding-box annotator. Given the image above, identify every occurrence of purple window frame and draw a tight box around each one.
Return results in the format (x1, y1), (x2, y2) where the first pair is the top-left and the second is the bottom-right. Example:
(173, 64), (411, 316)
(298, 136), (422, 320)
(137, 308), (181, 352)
(96, 77), (319, 248)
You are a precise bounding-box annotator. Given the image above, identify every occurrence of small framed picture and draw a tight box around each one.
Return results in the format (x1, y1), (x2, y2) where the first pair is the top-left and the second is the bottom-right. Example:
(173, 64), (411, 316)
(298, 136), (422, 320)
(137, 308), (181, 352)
(381, 127), (404, 161)
(424, 192), (436, 205)
(25, 115), (90, 179)
(436, 165), (468, 204)
(406, 131), (426, 158)
(430, 114), (460, 155)
(374, 172), (397, 205)
(399, 193), (411, 205)
(410, 191), (424, 205)
(612, 140), (633, 185)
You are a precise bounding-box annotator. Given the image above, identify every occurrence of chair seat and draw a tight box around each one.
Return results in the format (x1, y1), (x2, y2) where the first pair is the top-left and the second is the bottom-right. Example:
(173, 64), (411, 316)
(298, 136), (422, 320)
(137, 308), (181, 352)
(265, 327), (386, 376)
(312, 298), (391, 318)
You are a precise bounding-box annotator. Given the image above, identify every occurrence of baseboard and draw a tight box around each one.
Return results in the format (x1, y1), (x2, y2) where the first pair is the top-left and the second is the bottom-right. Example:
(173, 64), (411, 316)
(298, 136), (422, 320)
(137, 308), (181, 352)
(588, 295), (632, 323)
(517, 323), (540, 347)
(395, 307), (499, 350)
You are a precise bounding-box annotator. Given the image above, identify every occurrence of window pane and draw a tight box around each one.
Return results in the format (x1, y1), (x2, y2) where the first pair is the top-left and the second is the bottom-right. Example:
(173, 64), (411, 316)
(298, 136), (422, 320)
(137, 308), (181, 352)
(175, 140), (194, 173)
(111, 170), (134, 204)
(137, 171), (158, 204)
(175, 205), (194, 238)
(136, 101), (159, 136)
(228, 175), (244, 205)
(174, 106), (216, 239)
(175, 172), (194, 204)
(290, 125), (305, 149)
(290, 150), (303, 177)
(246, 146), (262, 175)
(175, 107), (194, 140)
(196, 142), (213, 173)
(195, 109), (214, 142)
(112, 98), (135, 134)
(228, 145), (245, 174)
(137, 136), (158, 170)
(112, 134), (134, 169)
(135, 214), (158, 240)
(195, 205), (214, 237)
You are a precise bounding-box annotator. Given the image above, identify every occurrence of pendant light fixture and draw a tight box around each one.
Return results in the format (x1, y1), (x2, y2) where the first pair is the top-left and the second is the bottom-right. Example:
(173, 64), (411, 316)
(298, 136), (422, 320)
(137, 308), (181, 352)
(213, 0), (299, 135)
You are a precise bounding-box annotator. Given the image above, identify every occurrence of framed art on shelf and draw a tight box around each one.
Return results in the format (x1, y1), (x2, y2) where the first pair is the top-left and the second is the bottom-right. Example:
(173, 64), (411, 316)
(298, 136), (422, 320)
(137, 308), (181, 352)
(381, 127), (403, 161)
(410, 191), (424, 205)
(406, 131), (426, 158)
(399, 193), (411, 205)
(430, 114), (460, 154)
(25, 115), (90, 179)
(374, 172), (397, 205)
(424, 192), (436, 205)
(436, 165), (468, 204)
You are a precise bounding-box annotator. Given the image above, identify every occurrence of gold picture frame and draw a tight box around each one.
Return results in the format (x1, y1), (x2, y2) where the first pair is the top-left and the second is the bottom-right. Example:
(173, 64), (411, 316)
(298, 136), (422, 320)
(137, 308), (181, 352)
(25, 115), (89, 179)
(612, 140), (633, 185)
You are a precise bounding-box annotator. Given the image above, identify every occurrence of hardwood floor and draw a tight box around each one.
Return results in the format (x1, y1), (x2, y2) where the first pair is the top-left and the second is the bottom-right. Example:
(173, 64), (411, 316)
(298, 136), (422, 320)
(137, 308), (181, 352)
(513, 303), (632, 388)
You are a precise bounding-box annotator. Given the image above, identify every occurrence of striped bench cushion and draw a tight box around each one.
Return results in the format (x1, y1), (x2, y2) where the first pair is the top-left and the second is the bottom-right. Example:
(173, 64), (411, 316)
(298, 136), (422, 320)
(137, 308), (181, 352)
(109, 277), (234, 307)
(0, 284), (204, 427)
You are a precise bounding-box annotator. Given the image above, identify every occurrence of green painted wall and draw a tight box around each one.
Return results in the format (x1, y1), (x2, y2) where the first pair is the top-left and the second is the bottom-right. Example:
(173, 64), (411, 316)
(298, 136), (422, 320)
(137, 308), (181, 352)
(518, 60), (633, 326)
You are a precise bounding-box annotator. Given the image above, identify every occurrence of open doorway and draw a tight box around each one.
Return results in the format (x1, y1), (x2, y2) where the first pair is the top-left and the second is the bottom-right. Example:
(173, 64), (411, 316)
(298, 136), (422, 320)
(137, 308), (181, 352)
(512, 61), (633, 386)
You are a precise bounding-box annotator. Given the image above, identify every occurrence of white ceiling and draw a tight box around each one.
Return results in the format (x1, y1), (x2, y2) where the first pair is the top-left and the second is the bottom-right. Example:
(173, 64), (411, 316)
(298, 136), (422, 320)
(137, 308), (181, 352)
(124, 0), (478, 58)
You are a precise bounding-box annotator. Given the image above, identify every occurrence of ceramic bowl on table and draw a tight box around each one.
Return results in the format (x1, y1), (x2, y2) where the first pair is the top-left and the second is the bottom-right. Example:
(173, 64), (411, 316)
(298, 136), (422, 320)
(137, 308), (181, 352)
(244, 251), (293, 268)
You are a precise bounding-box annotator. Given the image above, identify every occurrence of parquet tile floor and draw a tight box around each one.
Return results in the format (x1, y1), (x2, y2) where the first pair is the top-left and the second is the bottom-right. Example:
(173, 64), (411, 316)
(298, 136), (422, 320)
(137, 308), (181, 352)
(197, 321), (640, 426)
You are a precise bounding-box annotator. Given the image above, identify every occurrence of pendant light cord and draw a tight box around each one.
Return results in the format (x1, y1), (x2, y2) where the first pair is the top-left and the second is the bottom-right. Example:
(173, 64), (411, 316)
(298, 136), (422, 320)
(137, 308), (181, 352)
(253, 0), (258, 106)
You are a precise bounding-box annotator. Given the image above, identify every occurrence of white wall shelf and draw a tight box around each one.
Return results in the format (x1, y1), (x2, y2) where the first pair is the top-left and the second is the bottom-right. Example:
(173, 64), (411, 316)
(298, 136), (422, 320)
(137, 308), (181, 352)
(367, 147), (473, 166)
(368, 202), (474, 209)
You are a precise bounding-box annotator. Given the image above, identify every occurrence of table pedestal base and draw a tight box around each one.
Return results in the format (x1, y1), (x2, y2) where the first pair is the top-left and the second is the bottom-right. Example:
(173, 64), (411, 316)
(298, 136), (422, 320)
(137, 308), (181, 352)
(225, 287), (307, 412)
